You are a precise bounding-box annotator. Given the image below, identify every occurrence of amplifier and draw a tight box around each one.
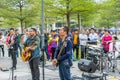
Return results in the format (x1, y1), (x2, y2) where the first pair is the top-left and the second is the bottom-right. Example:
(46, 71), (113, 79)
(78, 59), (96, 73)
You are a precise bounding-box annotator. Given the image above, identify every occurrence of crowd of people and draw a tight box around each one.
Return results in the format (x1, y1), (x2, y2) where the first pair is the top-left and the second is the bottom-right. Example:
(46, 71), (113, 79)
(0, 27), (120, 80)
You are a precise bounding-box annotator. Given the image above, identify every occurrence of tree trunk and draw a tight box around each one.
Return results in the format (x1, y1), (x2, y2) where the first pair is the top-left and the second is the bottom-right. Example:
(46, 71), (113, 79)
(66, 0), (70, 27)
(20, 19), (23, 33)
(107, 19), (109, 29)
(20, 5), (23, 33)
(78, 13), (80, 30)
(66, 13), (70, 27)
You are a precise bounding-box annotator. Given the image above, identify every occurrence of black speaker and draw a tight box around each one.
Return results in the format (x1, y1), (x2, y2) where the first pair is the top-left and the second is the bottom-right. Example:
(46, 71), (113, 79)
(78, 59), (96, 73)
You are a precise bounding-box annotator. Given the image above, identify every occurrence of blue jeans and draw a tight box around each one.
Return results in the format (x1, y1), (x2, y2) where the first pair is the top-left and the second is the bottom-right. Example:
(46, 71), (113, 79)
(71, 50), (76, 59)
(16, 44), (22, 57)
(59, 61), (72, 80)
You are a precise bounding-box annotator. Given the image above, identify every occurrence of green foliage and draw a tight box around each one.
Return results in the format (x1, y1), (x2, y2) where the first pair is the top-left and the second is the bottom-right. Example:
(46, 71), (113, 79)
(0, 0), (119, 29)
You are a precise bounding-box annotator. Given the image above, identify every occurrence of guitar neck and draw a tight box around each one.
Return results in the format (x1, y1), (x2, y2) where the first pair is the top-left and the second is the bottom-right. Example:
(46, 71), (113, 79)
(57, 42), (66, 59)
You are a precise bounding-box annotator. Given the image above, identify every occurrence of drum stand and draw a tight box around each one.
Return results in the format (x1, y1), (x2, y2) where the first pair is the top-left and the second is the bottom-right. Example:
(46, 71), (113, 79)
(110, 51), (120, 74)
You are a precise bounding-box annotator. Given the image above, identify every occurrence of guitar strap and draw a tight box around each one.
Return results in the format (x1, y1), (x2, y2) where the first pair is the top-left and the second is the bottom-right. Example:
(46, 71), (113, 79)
(57, 37), (68, 59)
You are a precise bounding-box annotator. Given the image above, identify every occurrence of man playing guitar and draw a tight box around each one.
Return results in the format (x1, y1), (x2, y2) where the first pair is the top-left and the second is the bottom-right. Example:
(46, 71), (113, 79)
(8, 28), (19, 70)
(53, 26), (73, 80)
(22, 28), (40, 80)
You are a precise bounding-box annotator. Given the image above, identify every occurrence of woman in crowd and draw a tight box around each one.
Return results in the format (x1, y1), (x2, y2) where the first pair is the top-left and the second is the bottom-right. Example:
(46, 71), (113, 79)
(6, 32), (11, 57)
(102, 30), (112, 53)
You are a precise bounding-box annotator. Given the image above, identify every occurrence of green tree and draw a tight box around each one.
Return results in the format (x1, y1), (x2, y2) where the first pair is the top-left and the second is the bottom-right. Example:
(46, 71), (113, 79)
(0, 0), (40, 32)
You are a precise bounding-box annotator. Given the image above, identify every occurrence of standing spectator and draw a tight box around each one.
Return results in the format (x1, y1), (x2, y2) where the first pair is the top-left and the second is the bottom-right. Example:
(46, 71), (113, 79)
(68, 31), (76, 61)
(15, 29), (21, 57)
(73, 30), (79, 59)
(23, 28), (28, 42)
(86, 29), (90, 38)
(88, 28), (98, 45)
(48, 31), (53, 60)
(0, 32), (5, 57)
(109, 36), (120, 58)
(51, 30), (59, 59)
(20, 34), (24, 49)
(6, 32), (11, 57)
(102, 30), (112, 53)
(44, 30), (50, 60)
(79, 29), (88, 58)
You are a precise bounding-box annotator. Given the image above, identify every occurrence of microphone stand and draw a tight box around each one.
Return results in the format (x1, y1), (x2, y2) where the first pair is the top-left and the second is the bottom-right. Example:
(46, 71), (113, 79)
(41, 0), (45, 79)
(10, 49), (15, 80)
(41, 47), (45, 80)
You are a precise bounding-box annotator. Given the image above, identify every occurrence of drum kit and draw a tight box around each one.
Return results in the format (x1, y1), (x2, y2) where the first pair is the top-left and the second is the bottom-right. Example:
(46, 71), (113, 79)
(77, 44), (120, 80)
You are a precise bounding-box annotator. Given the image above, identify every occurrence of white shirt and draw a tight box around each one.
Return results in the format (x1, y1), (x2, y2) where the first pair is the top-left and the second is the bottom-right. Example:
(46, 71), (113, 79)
(89, 33), (98, 42)
(23, 34), (27, 42)
(109, 41), (120, 52)
(79, 34), (88, 45)
(109, 41), (120, 58)
(0, 36), (5, 45)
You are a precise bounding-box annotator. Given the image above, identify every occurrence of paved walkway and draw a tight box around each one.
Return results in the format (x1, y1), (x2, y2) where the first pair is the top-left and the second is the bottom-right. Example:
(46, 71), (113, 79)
(0, 57), (81, 80)
(0, 45), (120, 80)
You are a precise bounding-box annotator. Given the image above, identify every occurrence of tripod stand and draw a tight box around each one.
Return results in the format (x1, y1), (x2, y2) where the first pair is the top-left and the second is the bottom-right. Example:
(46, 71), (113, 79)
(8, 59), (16, 80)
(8, 49), (17, 80)
(41, 48), (45, 80)
(108, 51), (120, 73)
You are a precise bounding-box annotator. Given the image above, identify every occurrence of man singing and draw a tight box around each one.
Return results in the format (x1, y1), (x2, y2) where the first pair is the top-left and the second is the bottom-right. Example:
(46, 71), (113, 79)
(53, 26), (73, 80)
(23, 28), (40, 80)
(8, 28), (19, 70)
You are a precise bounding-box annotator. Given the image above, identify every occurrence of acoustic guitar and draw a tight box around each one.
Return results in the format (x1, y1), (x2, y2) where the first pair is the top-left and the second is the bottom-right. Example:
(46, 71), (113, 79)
(22, 40), (36, 62)
(22, 47), (31, 62)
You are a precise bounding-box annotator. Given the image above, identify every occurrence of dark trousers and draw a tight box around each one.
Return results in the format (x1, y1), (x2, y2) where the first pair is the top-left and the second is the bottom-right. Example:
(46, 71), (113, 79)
(73, 44), (79, 59)
(81, 45), (86, 59)
(9, 49), (17, 68)
(51, 47), (56, 59)
(0, 45), (4, 57)
(29, 57), (40, 80)
(45, 45), (50, 60)
(59, 61), (71, 80)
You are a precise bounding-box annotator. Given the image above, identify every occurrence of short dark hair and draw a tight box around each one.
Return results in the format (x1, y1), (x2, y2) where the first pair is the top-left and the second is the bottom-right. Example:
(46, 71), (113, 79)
(91, 28), (95, 31)
(15, 29), (19, 32)
(10, 28), (14, 31)
(20, 34), (24, 38)
(113, 36), (118, 40)
(31, 28), (37, 33)
(53, 30), (56, 32)
(63, 26), (69, 35)
(104, 29), (110, 34)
